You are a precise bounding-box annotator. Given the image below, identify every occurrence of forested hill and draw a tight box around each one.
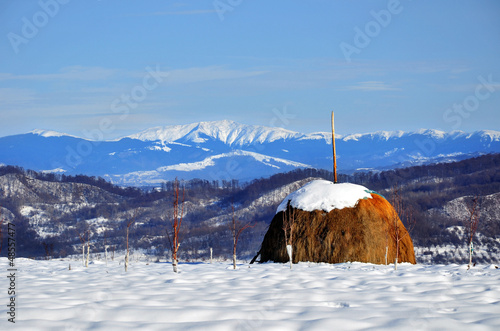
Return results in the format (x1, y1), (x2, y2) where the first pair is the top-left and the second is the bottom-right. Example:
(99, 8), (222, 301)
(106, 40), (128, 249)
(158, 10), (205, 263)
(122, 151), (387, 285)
(1, 153), (499, 264)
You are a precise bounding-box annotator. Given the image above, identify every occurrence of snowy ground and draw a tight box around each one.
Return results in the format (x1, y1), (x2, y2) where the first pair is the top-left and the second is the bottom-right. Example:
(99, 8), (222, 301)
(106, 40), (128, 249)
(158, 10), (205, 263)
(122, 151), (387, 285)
(2, 257), (500, 330)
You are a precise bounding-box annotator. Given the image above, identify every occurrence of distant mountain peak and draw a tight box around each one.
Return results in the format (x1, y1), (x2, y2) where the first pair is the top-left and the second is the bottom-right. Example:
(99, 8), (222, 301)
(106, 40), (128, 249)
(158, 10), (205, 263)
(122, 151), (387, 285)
(475, 130), (500, 142)
(31, 129), (71, 138)
(127, 120), (302, 146)
(413, 128), (447, 139)
(342, 130), (406, 142)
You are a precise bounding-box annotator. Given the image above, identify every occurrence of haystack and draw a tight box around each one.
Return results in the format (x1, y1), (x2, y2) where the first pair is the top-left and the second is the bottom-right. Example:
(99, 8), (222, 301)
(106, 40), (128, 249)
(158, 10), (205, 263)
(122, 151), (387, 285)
(255, 180), (416, 264)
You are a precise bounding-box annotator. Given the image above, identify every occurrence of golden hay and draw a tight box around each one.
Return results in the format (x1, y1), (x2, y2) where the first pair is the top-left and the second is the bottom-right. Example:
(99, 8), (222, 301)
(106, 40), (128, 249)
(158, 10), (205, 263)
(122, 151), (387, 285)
(258, 193), (416, 264)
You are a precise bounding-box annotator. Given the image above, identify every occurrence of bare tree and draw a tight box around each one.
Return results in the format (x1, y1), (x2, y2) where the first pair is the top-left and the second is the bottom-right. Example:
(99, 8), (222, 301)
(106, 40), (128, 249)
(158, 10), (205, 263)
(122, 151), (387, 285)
(230, 203), (253, 269)
(282, 200), (296, 269)
(464, 195), (481, 270)
(103, 228), (108, 267)
(390, 185), (416, 270)
(100, 208), (112, 267)
(78, 223), (91, 267)
(385, 229), (389, 265)
(166, 178), (184, 273)
(78, 233), (86, 267)
(125, 208), (139, 272)
(86, 227), (92, 267)
(42, 241), (54, 260)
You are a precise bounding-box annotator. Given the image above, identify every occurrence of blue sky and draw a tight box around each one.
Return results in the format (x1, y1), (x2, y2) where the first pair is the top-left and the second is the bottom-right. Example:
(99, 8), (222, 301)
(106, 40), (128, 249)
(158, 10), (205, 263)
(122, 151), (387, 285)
(1, 0), (499, 139)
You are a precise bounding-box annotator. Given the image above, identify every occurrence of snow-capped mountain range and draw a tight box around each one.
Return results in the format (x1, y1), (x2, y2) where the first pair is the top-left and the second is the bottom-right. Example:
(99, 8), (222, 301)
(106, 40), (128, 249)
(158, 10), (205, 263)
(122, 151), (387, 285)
(1, 120), (499, 186)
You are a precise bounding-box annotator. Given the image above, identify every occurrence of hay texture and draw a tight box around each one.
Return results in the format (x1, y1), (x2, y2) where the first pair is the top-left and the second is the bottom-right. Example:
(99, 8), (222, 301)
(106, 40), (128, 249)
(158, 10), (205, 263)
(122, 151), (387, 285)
(258, 180), (416, 264)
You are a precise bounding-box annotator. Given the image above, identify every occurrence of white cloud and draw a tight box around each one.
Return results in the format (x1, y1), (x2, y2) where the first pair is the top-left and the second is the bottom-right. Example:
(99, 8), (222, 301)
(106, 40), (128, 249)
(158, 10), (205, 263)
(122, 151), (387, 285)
(0, 65), (265, 85)
(143, 9), (217, 16)
(0, 66), (120, 81)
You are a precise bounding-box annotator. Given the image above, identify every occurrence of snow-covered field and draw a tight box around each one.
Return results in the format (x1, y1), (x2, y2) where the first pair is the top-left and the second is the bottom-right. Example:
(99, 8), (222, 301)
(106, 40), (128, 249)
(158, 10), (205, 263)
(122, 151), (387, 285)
(2, 257), (499, 330)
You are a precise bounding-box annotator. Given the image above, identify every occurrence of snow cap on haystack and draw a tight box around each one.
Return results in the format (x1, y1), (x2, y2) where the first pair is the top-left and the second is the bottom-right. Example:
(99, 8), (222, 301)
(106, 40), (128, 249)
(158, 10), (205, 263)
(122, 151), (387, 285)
(276, 180), (373, 214)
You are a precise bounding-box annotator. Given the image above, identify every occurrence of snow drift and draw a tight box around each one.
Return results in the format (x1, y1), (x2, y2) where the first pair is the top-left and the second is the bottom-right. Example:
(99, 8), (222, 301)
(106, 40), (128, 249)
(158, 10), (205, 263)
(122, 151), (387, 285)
(3, 257), (499, 330)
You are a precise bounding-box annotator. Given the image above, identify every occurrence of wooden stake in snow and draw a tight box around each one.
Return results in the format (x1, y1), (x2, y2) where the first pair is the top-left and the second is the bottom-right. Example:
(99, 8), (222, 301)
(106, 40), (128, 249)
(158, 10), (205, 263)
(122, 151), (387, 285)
(79, 235), (85, 267)
(331, 111), (338, 184)
(286, 245), (293, 269)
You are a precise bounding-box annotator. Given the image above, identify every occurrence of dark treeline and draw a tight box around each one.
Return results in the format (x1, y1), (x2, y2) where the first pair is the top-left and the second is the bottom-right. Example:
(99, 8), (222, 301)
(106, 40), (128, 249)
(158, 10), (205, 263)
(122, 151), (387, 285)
(0, 153), (499, 260)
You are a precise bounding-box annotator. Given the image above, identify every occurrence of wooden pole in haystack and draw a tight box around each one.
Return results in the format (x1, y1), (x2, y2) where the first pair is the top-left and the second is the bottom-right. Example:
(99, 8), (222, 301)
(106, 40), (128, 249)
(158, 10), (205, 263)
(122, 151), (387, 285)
(331, 111), (338, 183)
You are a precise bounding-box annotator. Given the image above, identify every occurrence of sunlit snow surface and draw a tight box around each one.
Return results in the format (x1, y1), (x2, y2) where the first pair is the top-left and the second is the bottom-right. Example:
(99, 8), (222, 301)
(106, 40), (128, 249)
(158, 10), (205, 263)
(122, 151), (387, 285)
(277, 180), (373, 213)
(2, 258), (499, 330)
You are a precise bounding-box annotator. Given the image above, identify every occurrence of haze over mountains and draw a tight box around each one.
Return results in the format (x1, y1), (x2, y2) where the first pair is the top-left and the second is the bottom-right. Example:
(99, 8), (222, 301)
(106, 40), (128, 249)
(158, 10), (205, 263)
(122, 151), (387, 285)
(1, 120), (499, 186)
